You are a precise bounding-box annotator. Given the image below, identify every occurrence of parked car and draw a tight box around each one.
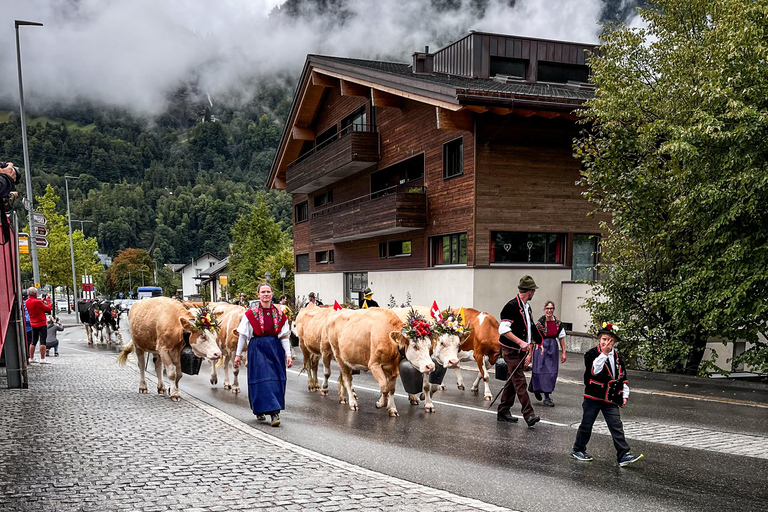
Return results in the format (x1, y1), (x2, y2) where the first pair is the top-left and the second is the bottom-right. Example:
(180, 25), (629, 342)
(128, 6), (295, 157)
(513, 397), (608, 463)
(56, 300), (70, 313)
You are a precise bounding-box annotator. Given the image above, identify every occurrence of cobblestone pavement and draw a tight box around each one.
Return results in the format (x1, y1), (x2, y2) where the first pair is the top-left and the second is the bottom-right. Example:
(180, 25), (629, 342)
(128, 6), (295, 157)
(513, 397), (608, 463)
(0, 352), (516, 512)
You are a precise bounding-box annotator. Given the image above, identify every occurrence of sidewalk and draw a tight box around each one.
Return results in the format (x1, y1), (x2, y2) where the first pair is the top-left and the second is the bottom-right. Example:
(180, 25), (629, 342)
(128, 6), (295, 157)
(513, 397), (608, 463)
(0, 351), (513, 512)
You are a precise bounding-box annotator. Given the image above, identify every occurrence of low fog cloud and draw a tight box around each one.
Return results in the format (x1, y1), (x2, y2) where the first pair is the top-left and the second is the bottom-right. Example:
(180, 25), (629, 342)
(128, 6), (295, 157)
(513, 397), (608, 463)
(0, 0), (628, 114)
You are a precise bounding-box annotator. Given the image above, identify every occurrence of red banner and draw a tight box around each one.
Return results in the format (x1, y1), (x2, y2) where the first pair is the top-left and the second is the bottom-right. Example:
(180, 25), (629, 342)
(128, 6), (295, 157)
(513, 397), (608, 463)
(0, 220), (18, 354)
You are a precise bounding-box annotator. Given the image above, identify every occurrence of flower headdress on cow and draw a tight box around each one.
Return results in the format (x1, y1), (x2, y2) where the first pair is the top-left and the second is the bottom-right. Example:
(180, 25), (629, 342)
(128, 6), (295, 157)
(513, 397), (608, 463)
(432, 307), (471, 337)
(401, 308), (434, 341)
(194, 306), (220, 332)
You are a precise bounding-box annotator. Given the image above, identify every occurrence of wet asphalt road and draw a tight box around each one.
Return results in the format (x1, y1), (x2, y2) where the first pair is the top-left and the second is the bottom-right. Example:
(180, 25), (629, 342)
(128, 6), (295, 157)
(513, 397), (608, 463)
(58, 320), (768, 512)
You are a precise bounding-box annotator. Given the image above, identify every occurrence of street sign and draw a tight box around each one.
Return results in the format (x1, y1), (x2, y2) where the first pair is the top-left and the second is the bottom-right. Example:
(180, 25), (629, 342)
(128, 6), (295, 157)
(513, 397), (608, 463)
(31, 212), (47, 226)
(34, 236), (49, 248)
(18, 235), (29, 254)
(32, 225), (47, 236)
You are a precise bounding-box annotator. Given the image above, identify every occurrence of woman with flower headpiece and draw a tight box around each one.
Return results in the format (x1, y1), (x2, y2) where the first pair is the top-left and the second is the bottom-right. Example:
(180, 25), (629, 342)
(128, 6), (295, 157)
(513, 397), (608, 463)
(233, 282), (292, 427)
(528, 301), (567, 407)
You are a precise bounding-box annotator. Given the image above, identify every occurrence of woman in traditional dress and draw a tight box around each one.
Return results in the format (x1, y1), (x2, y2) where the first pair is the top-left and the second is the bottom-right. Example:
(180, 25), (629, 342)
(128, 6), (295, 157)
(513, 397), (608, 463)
(233, 283), (292, 426)
(528, 301), (567, 407)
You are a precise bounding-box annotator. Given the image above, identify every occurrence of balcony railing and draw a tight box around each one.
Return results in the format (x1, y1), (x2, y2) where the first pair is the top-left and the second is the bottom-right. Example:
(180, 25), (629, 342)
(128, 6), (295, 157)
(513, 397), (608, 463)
(285, 124), (380, 194)
(310, 185), (427, 244)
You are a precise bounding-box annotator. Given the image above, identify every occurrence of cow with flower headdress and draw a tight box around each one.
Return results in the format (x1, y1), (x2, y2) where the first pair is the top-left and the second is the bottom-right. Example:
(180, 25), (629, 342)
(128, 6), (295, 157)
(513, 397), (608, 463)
(329, 307), (435, 417)
(117, 297), (222, 402)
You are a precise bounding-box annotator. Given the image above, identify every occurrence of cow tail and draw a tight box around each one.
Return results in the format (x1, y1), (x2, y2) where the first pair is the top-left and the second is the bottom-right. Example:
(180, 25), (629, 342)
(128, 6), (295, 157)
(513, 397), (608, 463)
(215, 356), (225, 369)
(116, 341), (135, 366)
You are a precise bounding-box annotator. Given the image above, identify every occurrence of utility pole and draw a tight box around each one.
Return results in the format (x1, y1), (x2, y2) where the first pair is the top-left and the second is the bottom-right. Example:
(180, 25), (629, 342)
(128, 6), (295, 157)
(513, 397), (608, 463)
(64, 176), (78, 304)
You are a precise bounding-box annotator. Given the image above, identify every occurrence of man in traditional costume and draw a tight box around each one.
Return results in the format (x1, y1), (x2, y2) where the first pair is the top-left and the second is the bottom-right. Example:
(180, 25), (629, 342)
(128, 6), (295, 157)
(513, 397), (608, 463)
(358, 287), (379, 308)
(571, 323), (643, 466)
(497, 276), (543, 427)
(233, 283), (292, 427)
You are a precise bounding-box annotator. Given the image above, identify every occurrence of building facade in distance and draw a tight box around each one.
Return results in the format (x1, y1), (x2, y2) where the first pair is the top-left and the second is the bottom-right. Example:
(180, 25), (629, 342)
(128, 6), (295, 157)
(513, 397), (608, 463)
(269, 32), (602, 332)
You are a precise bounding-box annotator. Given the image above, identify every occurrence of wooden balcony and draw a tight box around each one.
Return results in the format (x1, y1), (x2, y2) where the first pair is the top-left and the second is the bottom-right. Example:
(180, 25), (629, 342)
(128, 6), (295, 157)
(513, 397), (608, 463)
(310, 186), (428, 244)
(285, 125), (380, 194)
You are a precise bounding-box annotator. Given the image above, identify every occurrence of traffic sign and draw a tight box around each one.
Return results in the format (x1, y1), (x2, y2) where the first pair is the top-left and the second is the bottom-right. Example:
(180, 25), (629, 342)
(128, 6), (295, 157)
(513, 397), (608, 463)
(34, 236), (49, 248)
(31, 212), (47, 226)
(32, 225), (47, 236)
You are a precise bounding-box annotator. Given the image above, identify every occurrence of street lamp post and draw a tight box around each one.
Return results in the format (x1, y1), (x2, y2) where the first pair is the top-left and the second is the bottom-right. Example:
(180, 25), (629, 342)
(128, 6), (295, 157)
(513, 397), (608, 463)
(264, 270), (271, 283)
(279, 266), (287, 296)
(64, 176), (78, 305)
(15, 20), (44, 287)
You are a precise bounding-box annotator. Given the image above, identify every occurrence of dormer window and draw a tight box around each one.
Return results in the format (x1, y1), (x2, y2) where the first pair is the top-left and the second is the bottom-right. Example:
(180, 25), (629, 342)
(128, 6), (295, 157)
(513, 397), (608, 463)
(537, 62), (589, 84)
(490, 57), (528, 79)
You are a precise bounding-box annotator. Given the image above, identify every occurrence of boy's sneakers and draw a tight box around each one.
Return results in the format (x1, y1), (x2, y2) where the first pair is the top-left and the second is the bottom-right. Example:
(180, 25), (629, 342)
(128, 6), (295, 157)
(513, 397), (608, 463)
(571, 450), (594, 462)
(39, 359), (51, 365)
(619, 453), (644, 467)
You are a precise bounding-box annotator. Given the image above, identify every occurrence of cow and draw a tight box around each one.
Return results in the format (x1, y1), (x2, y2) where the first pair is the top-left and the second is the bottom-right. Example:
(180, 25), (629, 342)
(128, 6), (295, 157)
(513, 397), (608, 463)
(117, 297), (222, 402)
(449, 308), (501, 401)
(393, 307), (466, 412)
(208, 304), (246, 392)
(330, 308), (434, 417)
(321, 308), (364, 402)
(77, 300), (101, 346)
(293, 303), (334, 392)
(97, 300), (125, 347)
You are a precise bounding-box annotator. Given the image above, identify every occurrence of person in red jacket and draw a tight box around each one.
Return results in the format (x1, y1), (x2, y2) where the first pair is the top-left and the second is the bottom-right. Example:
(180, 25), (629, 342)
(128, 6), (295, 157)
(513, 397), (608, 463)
(25, 287), (52, 364)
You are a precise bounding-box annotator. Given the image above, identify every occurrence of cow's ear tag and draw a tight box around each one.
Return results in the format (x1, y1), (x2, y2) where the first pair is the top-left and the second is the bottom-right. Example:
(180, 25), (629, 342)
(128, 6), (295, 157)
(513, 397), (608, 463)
(389, 331), (406, 347)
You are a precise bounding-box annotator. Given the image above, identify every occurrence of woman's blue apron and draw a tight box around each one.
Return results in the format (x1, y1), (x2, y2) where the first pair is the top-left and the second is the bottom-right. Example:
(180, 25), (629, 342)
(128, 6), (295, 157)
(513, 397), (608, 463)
(247, 335), (286, 415)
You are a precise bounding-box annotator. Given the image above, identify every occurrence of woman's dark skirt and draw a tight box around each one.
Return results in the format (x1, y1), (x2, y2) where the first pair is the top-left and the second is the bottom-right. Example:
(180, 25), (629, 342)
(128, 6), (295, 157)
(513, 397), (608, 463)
(247, 335), (287, 416)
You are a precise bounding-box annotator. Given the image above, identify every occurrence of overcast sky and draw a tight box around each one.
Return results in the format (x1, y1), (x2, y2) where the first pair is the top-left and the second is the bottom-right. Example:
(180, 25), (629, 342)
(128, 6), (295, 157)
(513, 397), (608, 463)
(0, 0), (631, 114)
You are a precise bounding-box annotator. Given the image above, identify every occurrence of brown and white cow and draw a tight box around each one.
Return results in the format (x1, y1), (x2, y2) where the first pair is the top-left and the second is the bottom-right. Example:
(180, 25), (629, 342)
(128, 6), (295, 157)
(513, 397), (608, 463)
(450, 308), (501, 400)
(322, 308), (364, 402)
(209, 304), (246, 392)
(393, 307), (466, 412)
(331, 308), (434, 417)
(117, 297), (222, 402)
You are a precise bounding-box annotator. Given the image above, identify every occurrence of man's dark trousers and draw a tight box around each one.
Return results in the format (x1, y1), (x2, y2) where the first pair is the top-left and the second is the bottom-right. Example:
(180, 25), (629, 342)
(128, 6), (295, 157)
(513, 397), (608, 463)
(573, 398), (631, 461)
(498, 346), (534, 419)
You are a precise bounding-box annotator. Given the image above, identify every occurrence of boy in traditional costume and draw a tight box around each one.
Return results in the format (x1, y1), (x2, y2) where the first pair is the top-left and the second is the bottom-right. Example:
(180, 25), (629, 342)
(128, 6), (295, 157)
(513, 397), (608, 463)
(571, 323), (643, 466)
(234, 283), (292, 426)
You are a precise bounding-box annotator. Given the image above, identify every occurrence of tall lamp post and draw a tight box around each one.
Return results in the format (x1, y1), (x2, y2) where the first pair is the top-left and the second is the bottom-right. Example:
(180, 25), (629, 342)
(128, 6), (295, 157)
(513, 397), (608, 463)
(279, 266), (287, 296)
(15, 20), (44, 287)
(64, 176), (78, 306)
(264, 271), (271, 283)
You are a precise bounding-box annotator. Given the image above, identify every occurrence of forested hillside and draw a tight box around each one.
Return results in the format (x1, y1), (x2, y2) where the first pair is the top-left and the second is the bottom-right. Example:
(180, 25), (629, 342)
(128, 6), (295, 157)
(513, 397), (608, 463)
(0, 77), (294, 264)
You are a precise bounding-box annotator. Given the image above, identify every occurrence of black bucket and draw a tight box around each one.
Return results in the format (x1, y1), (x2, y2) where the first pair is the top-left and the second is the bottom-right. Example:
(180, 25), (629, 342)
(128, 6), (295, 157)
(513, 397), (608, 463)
(180, 341), (203, 376)
(495, 357), (508, 381)
(399, 359), (423, 395)
(290, 332), (299, 348)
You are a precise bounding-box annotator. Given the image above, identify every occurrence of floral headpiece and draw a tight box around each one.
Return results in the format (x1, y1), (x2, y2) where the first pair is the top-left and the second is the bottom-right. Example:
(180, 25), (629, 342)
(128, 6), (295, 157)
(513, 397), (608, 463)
(433, 308), (471, 337)
(401, 308), (433, 341)
(194, 306), (220, 332)
(597, 321), (620, 340)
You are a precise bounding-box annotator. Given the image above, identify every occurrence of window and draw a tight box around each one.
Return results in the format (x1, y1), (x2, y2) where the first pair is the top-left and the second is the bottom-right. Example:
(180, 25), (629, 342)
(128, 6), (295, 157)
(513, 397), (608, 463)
(371, 154), (424, 197)
(294, 201), (308, 223)
(315, 125), (338, 147)
(572, 234), (600, 281)
(379, 240), (412, 258)
(490, 232), (565, 264)
(296, 254), (309, 273)
(315, 250), (333, 264)
(537, 62), (589, 84)
(431, 233), (467, 265)
(313, 190), (333, 208)
(341, 106), (367, 132)
(344, 272), (368, 304)
(490, 57), (527, 78)
(443, 138), (463, 179)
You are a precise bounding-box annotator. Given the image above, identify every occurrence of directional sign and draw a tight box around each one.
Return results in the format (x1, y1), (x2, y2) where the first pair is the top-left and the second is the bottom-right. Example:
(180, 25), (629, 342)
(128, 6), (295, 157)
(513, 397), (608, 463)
(31, 212), (47, 226)
(32, 225), (47, 236)
(34, 236), (49, 248)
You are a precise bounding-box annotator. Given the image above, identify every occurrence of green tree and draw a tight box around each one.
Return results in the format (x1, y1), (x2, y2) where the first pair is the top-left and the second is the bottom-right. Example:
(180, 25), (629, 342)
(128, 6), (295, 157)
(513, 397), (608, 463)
(229, 194), (291, 298)
(257, 246), (295, 299)
(106, 248), (153, 296)
(576, 0), (768, 374)
(20, 185), (101, 295)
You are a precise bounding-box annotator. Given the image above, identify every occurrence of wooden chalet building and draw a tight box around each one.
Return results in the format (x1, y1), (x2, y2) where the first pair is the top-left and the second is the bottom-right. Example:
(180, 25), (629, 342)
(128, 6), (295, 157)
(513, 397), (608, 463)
(268, 31), (602, 332)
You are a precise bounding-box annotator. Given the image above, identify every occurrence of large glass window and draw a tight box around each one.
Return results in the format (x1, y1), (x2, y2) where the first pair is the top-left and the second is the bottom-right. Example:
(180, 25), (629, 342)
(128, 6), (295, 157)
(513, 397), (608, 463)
(371, 154), (424, 197)
(313, 190), (333, 208)
(341, 106), (367, 132)
(294, 201), (308, 223)
(344, 272), (368, 304)
(296, 254), (309, 273)
(381, 240), (411, 258)
(443, 138), (463, 179)
(431, 233), (467, 265)
(490, 232), (565, 264)
(572, 234), (600, 281)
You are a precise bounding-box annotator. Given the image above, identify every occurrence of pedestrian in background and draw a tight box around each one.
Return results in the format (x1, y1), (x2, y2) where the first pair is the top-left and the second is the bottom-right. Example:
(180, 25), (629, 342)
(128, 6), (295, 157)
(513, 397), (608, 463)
(46, 315), (63, 357)
(358, 287), (379, 308)
(529, 300), (567, 407)
(497, 275), (543, 427)
(571, 323), (643, 466)
(233, 283), (292, 427)
(25, 287), (52, 364)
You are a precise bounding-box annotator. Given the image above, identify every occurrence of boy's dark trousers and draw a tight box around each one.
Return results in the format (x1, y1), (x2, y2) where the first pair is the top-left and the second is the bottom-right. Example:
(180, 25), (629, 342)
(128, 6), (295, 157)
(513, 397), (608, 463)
(573, 398), (631, 462)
